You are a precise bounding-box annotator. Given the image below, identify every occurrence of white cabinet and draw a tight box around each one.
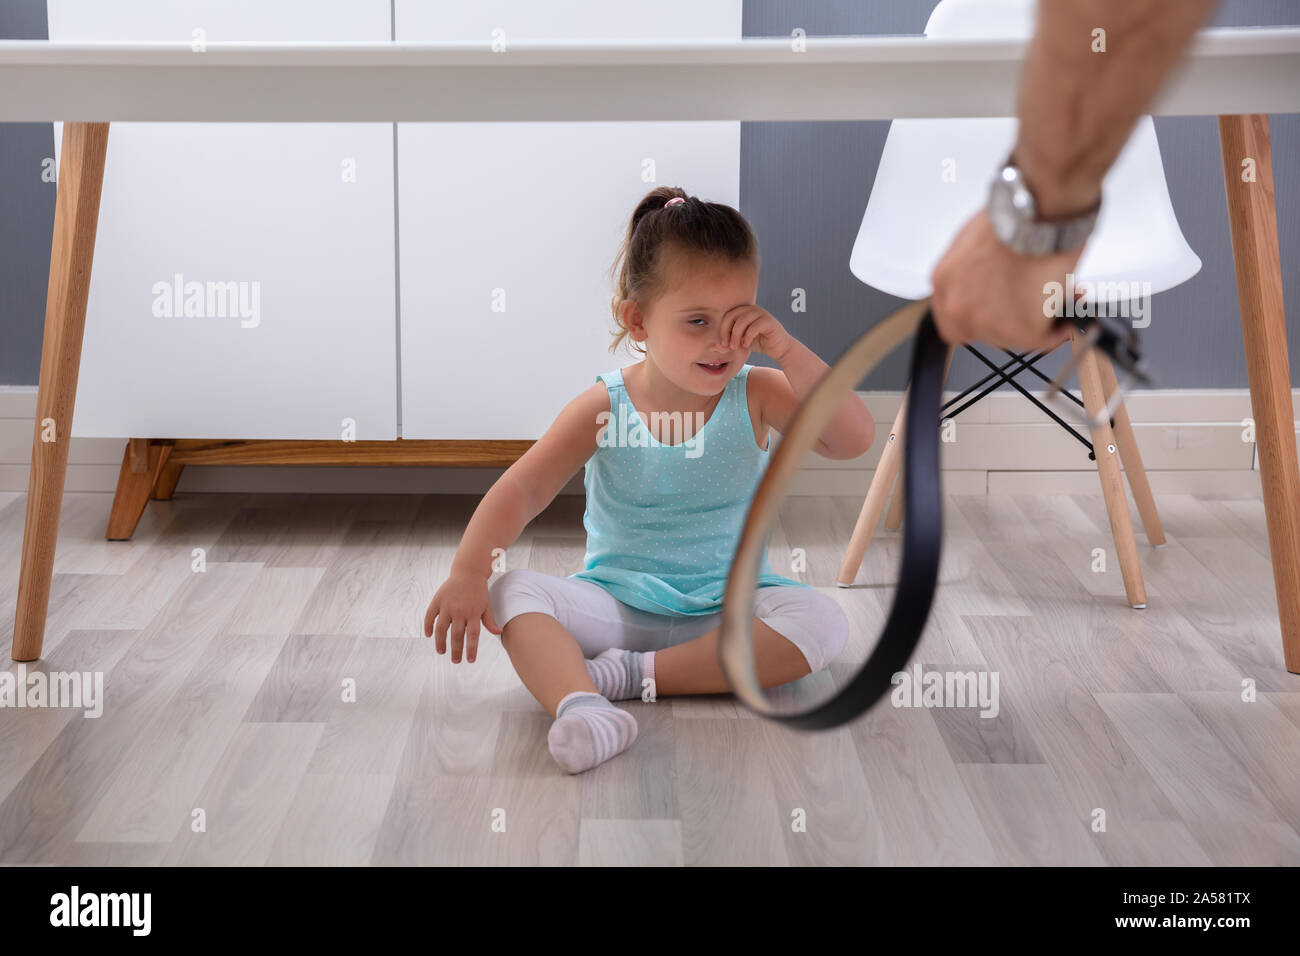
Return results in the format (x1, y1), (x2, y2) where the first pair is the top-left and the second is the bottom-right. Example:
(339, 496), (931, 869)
(395, 0), (743, 439)
(51, 0), (399, 441)
(47, 0), (743, 443)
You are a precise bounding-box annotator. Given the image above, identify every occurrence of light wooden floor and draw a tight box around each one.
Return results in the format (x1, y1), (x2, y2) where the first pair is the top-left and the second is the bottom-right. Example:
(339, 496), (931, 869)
(0, 487), (1297, 865)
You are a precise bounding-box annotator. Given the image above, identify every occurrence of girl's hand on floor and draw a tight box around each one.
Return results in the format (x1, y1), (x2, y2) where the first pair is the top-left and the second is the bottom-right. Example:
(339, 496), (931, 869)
(720, 304), (794, 362)
(424, 572), (501, 664)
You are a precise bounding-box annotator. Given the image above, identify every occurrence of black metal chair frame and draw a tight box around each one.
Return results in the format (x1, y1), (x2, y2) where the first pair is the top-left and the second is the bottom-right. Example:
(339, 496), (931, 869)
(941, 344), (1113, 462)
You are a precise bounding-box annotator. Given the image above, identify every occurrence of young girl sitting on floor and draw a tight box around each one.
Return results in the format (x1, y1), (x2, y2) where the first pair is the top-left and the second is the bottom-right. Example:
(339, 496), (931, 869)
(423, 186), (873, 774)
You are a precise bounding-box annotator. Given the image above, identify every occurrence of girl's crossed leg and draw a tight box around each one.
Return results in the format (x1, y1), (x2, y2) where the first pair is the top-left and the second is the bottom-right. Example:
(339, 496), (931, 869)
(486, 568), (848, 717)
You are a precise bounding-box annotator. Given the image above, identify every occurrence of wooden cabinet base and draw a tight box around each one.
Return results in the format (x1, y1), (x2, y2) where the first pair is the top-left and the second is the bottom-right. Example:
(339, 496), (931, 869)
(106, 437), (536, 540)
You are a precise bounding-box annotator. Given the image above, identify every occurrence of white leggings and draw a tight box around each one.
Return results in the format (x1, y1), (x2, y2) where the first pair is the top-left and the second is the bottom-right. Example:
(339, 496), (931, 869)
(487, 568), (850, 674)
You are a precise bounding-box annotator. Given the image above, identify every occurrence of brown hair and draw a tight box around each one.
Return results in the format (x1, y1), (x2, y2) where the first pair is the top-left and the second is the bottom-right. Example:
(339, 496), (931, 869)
(607, 186), (759, 356)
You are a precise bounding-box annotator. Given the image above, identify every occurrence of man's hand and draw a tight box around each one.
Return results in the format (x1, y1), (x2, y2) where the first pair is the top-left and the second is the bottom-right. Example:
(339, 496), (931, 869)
(928, 0), (1219, 353)
(929, 207), (1083, 353)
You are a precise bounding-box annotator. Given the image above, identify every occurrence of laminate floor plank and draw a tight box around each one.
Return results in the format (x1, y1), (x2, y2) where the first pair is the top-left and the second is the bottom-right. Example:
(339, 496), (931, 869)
(1, 489), (1294, 865)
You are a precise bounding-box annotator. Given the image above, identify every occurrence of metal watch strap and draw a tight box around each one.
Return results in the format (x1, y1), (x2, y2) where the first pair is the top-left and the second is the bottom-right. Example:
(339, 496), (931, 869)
(991, 158), (1101, 255)
(1014, 209), (1100, 255)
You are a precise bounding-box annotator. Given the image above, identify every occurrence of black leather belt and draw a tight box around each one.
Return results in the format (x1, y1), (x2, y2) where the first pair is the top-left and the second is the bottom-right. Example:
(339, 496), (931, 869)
(718, 297), (1147, 730)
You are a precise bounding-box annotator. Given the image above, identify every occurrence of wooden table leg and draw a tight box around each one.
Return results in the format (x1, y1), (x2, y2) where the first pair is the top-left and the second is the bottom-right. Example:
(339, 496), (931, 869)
(1218, 114), (1300, 674)
(10, 122), (109, 662)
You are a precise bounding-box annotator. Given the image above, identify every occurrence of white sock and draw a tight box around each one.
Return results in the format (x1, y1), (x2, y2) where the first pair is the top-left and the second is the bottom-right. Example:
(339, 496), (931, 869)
(547, 691), (638, 774)
(586, 647), (656, 701)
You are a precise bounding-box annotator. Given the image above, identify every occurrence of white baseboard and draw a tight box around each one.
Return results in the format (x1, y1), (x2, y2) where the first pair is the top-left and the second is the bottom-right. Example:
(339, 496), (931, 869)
(0, 386), (1294, 497)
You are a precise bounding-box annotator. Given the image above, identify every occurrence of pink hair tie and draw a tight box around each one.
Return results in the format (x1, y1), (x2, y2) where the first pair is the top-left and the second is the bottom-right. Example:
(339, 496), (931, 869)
(664, 197), (686, 207)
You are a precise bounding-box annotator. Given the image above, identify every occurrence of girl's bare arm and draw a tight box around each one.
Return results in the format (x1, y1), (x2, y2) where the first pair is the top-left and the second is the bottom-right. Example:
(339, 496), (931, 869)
(449, 381), (609, 578)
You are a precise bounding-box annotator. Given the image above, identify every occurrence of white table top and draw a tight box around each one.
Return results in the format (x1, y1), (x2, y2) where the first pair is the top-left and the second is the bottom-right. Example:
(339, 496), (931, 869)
(0, 27), (1297, 121)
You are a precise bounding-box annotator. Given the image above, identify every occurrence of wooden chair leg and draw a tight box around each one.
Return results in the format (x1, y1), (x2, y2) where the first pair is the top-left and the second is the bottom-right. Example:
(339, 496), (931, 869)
(1072, 330), (1147, 608)
(11, 122), (109, 662)
(840, 346), (952, 579)
(885, 460), (905, 531)
(882, 346), (950, 534)
(1218, 113), (1300, 674)
(106, 439), (172, 541)
(1096, 353), (1166, 548)
(837, 390), (908, 586)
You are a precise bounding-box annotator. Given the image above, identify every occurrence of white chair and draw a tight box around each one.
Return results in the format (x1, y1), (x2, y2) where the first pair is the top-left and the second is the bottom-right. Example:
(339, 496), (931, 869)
(838, 0), (1202, 609)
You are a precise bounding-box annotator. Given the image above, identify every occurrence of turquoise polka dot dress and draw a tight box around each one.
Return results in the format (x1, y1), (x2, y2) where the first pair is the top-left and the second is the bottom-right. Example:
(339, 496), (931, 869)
(568, 362), (813, 616)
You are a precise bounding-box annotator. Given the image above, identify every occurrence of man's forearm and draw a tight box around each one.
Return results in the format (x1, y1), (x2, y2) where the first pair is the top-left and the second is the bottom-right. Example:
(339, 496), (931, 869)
(1013, 0), (1220, 218)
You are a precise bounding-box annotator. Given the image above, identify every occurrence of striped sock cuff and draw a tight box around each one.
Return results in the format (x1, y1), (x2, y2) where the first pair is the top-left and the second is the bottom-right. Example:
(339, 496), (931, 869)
(556, 690), (605, 718)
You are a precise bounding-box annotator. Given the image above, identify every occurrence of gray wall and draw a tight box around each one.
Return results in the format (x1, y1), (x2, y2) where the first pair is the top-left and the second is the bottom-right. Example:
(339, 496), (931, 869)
(0, 0), (53, 389)
(3, 0), (1297, 393)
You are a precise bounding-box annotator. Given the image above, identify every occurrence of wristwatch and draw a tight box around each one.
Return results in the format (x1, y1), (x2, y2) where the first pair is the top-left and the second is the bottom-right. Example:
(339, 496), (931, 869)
(986, 158), (1101, 255)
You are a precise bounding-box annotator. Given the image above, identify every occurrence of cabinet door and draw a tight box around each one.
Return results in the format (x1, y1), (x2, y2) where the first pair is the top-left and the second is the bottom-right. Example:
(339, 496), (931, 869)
(49, 0), (398, 441)
(395, 0), (743, 440)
